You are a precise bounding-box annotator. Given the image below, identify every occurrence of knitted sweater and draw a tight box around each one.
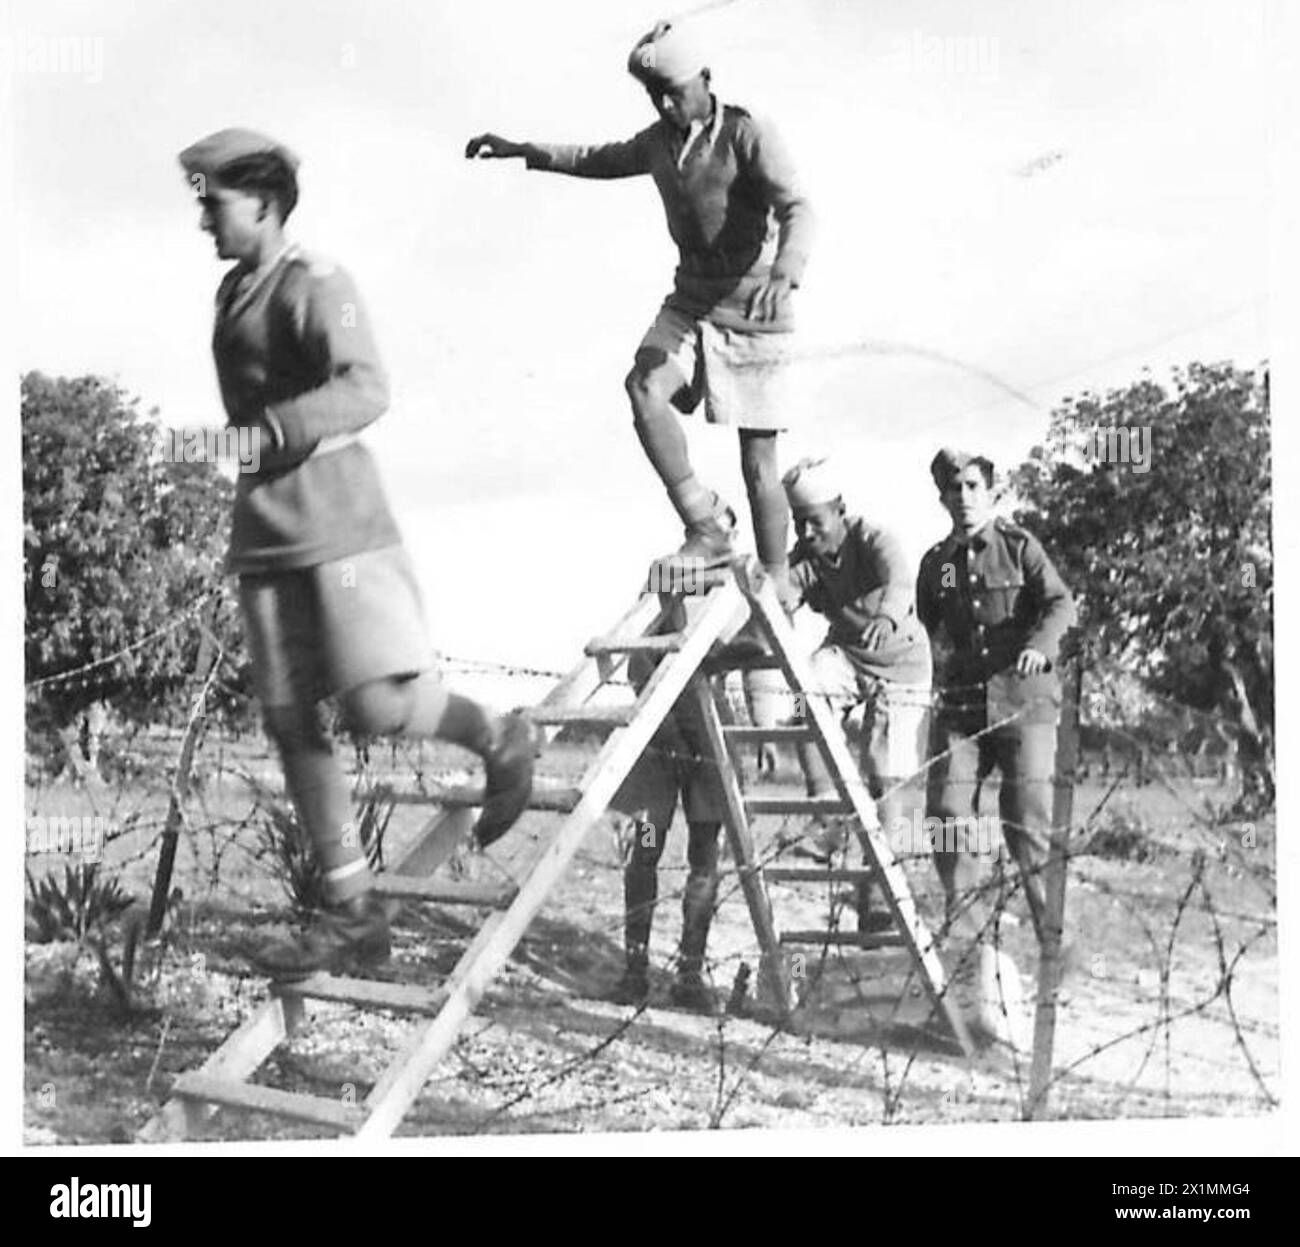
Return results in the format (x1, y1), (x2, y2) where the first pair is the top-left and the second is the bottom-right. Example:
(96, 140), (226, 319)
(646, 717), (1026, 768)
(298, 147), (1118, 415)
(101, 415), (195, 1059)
(790, 516), (932, 686)
(211, 245), (401, 574)
(526, 100), (814, 331)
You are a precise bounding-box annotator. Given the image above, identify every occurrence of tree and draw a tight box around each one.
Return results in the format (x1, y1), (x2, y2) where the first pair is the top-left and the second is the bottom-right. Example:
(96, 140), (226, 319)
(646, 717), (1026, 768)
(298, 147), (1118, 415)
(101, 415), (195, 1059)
(1010, 362), (1272, 811)
(23, 372), (250, 764)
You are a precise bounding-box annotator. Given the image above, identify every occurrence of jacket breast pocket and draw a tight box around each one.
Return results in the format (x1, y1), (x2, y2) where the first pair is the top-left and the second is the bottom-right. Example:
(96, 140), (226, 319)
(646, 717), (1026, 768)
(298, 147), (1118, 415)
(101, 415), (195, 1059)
(975, 572), (1025, 623)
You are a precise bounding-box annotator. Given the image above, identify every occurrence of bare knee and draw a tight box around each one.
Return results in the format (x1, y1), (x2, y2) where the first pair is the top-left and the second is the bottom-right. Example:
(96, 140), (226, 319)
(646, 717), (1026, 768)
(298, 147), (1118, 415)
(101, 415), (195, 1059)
(340, 678), (416, 737)
(626, 350), (685, 420)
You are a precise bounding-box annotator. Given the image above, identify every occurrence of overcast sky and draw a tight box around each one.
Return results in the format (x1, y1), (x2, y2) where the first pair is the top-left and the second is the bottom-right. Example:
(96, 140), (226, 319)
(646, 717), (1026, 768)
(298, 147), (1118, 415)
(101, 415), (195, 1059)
(11, 0), (1272, 691)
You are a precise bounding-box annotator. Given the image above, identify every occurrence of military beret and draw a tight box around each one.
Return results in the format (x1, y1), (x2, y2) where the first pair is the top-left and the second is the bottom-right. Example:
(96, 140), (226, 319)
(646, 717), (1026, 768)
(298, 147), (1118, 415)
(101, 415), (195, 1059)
(628, 19), (707, 87)
(783, 456), (842, 509)
(930, 446), (975, 488)
(178, 128), (300, 180)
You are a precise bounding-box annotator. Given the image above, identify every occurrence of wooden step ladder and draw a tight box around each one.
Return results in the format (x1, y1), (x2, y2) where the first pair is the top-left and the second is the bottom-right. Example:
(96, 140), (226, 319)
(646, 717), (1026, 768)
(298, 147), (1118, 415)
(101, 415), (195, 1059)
(140, 558), (971, 1142)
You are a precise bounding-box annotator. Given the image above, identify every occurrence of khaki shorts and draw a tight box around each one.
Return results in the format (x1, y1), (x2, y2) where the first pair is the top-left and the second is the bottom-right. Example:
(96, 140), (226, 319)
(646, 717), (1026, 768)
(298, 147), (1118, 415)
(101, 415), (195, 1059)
(239, 544), (438, 707)
(639, 301), (793, 431)
(756, 645), (930, 784)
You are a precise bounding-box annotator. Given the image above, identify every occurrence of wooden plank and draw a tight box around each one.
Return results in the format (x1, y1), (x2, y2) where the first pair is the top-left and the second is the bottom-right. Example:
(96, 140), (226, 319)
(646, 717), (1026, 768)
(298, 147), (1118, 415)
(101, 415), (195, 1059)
(780, 930), (905, 949)
(387, 783), (581, 813)
(136, 992), (302, 1142)
(537, 591), (666, 717)
(355, 578), (749, 1140)
(172, 1073), (364, 1132)
(723, 725), (813, 743)
(738, 560), (977, 1058)
(274, 975), (447, 1015)
(745, 796), (851, 816)
(1027, 659), (1081, 1119)
(764, 867), (876, 884)
(585, 633), (684, 656)
(692, 677), (794, 1019)
(371, 875), (517, 908)
(139, 587), (664, 1143)
(526, 704), (634, 727)
(385, 807), (473, 881)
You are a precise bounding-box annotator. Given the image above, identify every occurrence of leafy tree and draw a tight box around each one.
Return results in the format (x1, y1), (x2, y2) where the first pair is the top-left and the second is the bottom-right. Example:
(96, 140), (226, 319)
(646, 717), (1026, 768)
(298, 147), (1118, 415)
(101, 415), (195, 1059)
(23, 372), (251, 757)
(1010, 362), (1272, 811)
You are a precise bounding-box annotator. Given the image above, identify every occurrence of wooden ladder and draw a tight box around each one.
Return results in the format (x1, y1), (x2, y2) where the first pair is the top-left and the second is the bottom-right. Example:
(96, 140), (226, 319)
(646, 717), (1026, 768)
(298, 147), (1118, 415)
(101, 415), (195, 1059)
(140, 559), (970, 1142)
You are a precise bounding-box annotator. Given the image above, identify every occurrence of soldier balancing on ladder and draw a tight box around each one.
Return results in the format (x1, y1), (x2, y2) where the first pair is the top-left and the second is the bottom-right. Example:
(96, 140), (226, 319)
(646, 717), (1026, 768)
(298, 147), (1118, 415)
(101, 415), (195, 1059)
(766, 457), (933, 932)
(466, 18), (814, 600)
(917, 448), (1077, 1045)
(179, 128), (535, 979)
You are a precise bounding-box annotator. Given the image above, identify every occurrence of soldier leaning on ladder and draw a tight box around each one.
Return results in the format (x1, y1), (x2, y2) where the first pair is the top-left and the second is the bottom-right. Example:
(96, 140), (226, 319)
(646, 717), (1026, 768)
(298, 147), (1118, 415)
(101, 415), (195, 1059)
(767, 456), (933, 932)
(179, 128), (535, 980)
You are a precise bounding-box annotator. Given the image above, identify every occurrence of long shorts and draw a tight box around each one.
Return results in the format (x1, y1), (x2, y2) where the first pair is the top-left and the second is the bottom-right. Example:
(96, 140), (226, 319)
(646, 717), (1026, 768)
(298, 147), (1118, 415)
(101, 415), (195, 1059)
(638, 301), (793, 431)
(238, 544), (438, 707)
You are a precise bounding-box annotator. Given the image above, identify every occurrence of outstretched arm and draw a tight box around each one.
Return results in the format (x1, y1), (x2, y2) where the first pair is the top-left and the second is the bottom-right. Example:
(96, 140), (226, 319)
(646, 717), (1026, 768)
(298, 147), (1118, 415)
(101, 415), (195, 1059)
(466, 129), (653, 179)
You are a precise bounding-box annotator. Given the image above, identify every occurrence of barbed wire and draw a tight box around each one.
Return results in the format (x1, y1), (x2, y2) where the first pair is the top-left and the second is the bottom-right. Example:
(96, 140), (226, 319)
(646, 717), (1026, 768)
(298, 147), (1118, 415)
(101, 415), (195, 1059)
(24, 591), (220, 692)
(24, 595), (1276, 1138)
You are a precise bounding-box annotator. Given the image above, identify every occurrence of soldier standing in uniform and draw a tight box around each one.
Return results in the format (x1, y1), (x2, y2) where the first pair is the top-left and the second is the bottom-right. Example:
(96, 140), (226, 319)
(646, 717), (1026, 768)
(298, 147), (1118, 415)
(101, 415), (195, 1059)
(774, 458), (932, 930)
(179, 128), (535, 979)
(606, 591), (765, 1013)
(916, 448), (1076, 1034)
(465, 18), (813, 599)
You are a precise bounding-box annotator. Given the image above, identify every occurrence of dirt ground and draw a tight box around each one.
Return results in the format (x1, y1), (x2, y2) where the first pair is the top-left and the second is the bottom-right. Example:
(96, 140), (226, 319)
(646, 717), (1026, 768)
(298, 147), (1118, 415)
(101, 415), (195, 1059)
(23, 733), (1279, 1144)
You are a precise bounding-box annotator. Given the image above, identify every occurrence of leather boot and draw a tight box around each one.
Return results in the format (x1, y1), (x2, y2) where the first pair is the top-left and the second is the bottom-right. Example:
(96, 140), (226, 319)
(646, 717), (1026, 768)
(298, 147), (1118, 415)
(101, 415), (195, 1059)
(473, 712), (536, 847)
(609, 861), (657, 1004)
(249, 890), (391, 981)
(670, 865), (718, 1013)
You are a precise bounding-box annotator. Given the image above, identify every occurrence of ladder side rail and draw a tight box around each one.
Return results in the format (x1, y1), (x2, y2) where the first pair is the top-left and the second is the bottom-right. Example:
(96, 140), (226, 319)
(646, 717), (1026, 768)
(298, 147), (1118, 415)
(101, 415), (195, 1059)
(740, 567), (977, 1057)
(356, 580), (747, 1138)
(690, 676), (793, 1019)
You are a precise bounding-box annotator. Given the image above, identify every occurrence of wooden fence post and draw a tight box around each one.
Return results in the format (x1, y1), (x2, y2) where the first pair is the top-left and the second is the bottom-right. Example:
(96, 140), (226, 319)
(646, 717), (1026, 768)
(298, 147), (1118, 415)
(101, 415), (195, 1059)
(147, 607), (220, 936)
(1026, 656), (1082, 1119)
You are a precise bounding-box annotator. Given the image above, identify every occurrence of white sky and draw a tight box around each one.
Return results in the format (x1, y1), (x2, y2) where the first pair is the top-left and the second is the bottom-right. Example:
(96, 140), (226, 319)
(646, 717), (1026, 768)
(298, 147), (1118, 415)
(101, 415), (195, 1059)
(11, 0), (1271, 688)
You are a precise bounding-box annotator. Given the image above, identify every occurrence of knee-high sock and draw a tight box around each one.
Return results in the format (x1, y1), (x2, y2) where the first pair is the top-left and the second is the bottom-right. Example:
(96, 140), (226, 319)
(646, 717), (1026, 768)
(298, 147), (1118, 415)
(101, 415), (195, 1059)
(426, 688), (495, 756)
(680, 822), (720, 973)
(632, 398), (716, 525)
(278, 743), (369, 904)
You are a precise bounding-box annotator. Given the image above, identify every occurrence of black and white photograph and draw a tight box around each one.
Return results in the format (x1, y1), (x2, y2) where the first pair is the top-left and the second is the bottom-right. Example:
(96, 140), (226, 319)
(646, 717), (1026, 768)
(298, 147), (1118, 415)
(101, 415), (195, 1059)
(9, 0), (1295, 1165)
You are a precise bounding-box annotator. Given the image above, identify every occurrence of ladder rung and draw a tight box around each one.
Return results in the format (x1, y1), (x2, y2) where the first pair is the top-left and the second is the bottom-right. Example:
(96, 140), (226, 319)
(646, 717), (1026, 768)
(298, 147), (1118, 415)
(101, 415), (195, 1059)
(387, 784), (581, 814)
(764, 867), (876, 884)
(780, 930), (906, 949)
(584, 633), (684, 657)
(527, 704), (634, 727)
(274, 974), (448, 1015)
(372, 875), (518, 908)
(172, 1073), (365, 1132)
(723, 725), (812, 743)
(745, 797), (852, 816)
